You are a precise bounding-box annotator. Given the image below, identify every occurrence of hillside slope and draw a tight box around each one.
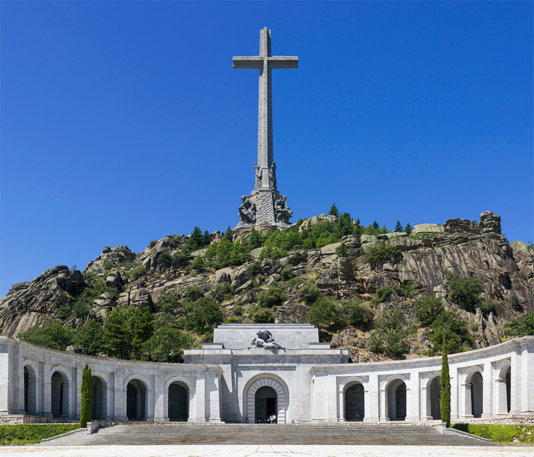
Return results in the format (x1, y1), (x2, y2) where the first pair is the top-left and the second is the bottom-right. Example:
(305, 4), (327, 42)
(1, 211), (532, 362)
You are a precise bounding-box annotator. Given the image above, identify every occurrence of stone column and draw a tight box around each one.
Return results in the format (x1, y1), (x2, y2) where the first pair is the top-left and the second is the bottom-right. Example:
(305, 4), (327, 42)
(519, 343), (534, 415)
(42, 363), (53, 418)
(365, 374), (380, 422)
(379, 381), (388, 422)
(153, 374), (165, 422)
(482, 361), (493, 418)
(0, 341), (11, 415)
(510, 348), (521, 415)
(206, 372), (222, 422)
(450, 367), (459, 422)
(146, 381), (155, 421)
(406, 375), (419, 422)
(114, 374), (127, 421)
(106, 373), (115, 420)
(337, 384), (344, 422)
(192, 376), (206, 422)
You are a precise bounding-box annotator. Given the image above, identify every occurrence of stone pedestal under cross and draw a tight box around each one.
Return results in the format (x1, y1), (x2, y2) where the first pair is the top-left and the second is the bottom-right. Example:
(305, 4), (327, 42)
(234, 27), (297, 228)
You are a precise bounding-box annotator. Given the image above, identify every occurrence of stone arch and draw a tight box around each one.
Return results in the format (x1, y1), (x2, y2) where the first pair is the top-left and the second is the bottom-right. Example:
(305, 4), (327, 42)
(164, 377), (194, 422)
(23, 364), (38, 415)
(50, 370), (69, 418)
(91, 376), (107, 420)
(495, 360), (511, 414)
(467, 370), (484, 418)
(125, 378), (148, 421)
(386, 378), (407, 421)
(168, 382), (189, 422)
(243, 374), (288, 424)
(344, 381), (365, 422)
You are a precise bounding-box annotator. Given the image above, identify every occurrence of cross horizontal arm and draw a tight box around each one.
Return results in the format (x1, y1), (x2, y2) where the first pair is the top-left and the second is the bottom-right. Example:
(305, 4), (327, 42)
(233, 57), (262, 69)
(268, 56), (298, 69)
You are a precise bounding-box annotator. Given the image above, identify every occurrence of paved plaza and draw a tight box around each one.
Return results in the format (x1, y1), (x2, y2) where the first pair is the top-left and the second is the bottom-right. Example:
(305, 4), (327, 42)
(0, 444), (533, 457)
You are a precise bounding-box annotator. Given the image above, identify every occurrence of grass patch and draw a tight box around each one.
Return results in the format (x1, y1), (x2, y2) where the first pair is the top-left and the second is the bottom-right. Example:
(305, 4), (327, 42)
(0, 424), (80, 445)
(452, 424), (534, 443)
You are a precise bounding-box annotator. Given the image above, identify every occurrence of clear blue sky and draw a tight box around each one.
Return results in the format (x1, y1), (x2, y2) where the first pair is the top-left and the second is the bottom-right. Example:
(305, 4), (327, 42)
(1, 1), (532, 295)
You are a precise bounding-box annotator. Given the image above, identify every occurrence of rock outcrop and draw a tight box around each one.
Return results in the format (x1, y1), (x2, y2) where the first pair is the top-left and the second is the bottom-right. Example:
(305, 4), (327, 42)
(0, 211), (532, 361)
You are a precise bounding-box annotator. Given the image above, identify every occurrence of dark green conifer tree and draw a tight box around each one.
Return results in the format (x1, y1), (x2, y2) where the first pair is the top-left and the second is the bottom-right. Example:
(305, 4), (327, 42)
(80, 364), (92, 427)
(329, 203), (339, 217)
(394, 220), (403, 232)
(440, 337), (451, 426)
(404, 223), (413, 235)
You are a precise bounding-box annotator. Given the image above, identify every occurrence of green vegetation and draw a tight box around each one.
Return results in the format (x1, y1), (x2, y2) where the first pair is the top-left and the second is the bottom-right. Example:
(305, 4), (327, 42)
(251, 308), (275, 323)
(74, 319), (104, 355)
(340, 299), (373, 330)
(505, 311), (534, 337)
(258, 285), (287, 308)
(299, 282), (321, 305)
(440, 338), (451, 427)
(143, 326), (194, 362)
(445, 271), (494, 315)
(372, 283), (416, 305)
(368, 308), (411, 359)
(452, 424), (534, 443)
(183, 297), (224, 334)
(0, 424), (80, 445)
(20, 321), (73, 350)
(415, 295), (473, 354)
(364, 242), (402, 268)
(308, 296), (341, 332)
(329, 203), (339, 217)
(308, 297), (372, 332)
(80, 364), (92, 428)
(510, 293), (523, 312)
(65, 273), (119, 320)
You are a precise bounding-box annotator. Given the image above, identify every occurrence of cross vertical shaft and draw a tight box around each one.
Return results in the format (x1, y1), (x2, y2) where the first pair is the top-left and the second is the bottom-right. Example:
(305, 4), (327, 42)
(233, 27), (297, 227)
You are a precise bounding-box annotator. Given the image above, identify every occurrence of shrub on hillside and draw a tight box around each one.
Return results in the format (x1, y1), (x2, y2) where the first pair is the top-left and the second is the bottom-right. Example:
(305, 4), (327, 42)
(251, 308), (275, 324)
(299, 282), (321, 305)
(340, 298), (373, 330)
(258, 285), (287, 308)
(183, 297), (224, 334)
(444, 271), (485, 314)
(308, 296), (342, 331)
(19, 321), (73, 351)
(368, 308), (410, 359)
(364, 242), (402, 268)
(505, 311), (534, 337)
(143, 325), (194, 362)
(415, 295), (473, 354)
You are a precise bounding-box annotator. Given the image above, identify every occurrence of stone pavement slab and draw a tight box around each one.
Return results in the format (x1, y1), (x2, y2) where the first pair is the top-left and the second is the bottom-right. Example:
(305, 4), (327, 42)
(0, 445), (533, 457)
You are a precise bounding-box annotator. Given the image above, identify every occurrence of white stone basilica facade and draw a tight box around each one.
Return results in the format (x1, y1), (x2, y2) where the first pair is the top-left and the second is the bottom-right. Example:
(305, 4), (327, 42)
(1, 324), (533, 424)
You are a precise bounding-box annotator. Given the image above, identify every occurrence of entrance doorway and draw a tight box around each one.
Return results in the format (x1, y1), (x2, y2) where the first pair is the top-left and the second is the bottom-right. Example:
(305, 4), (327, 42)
(127, 379), (146, 421)
(168, 382), (189, 421)
(345, 383), (364, 421)
(255, 386), (277, 423)
(91, 376), (106, 420)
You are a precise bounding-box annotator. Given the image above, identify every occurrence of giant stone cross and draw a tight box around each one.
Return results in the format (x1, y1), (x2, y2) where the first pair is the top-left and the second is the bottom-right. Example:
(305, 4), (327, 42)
(234, 27), (297, 228)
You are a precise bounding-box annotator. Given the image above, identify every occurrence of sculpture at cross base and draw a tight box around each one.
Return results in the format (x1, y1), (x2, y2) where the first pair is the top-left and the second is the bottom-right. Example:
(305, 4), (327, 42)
(248, 330), (286, 351)
(233, 27), (297, 228)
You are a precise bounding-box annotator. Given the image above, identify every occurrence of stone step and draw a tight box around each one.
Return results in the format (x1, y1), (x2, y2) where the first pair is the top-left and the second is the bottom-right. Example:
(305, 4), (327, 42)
(57, 423), (490, 446)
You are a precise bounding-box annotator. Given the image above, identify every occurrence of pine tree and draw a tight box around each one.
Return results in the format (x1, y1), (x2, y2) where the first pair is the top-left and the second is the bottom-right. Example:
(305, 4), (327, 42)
(80, 364), (92, 427)
(132, 307), (154, 357)
(404, 223), (413, 235)
(329, 203), (339, 217)
(394, 220), (403, 232)
(440, 337), (451, 427)
(103, 309), (130, 359)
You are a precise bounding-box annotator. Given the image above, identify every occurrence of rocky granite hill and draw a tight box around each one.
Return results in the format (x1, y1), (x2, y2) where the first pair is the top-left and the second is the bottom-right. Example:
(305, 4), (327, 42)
(1, 210), (533, 362)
